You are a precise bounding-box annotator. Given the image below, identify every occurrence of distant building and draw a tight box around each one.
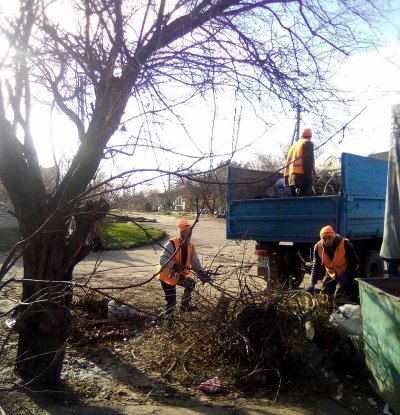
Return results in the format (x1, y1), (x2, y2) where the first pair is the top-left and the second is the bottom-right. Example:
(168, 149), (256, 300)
(320, 151), (389, 172)
(173, 196), (186, 211)
(368, 151), (389, 161)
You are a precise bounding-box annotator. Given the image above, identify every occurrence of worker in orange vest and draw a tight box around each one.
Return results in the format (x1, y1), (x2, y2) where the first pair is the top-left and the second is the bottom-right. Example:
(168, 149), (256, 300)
(284, 128), (315, 196)
(158, 219), (203, 323)
(306, 225), (359, 304)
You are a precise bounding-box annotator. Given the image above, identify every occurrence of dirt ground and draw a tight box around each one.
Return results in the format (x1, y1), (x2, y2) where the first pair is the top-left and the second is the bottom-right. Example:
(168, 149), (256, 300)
(0, 213), (386, 414)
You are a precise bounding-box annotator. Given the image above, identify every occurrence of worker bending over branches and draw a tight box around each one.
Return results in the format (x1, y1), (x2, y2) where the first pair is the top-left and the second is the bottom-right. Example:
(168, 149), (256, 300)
(306, 225), (359, 304)
(158, 219), (205, 325)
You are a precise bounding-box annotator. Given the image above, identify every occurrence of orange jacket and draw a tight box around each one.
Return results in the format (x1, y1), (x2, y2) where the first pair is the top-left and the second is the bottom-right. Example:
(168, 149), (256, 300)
(285, 138), (309, 177)
(158, 236), (193, 286)
(317, 238), (349, 278)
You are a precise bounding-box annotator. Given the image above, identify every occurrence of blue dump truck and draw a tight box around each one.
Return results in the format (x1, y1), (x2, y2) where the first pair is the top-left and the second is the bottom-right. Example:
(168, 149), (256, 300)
(226, 153), (388, 287)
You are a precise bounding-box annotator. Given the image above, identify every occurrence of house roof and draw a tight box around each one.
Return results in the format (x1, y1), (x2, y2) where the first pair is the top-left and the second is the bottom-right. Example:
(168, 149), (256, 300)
(368, 151), (389, 161)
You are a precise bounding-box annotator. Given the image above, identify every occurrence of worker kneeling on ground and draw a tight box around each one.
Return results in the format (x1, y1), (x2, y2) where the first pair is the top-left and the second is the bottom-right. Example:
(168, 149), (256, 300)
(158, 219), (203, 324)
(306, 225), (359, 304)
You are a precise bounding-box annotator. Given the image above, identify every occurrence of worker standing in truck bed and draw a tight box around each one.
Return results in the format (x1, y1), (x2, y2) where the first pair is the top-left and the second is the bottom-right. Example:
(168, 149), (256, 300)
(284, 128), (315, 196)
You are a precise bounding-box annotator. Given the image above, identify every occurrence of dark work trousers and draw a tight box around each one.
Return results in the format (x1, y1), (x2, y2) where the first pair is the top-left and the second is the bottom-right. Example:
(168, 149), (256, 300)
(321, 273), (358, 304)
(289, 186), (297, 197)
(160, 278), (196, 316)
(294, 183), (313, 197)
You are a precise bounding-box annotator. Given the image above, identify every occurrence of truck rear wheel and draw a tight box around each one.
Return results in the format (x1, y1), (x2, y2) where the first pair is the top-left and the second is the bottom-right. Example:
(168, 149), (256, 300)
(280, 253), (305, 288)
(259, 252), (304, 289)
(360, 249), (384, 278)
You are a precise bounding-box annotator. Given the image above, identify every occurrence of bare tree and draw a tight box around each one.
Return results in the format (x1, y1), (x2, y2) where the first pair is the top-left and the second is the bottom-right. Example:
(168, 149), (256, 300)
(250, 151), (286, 172)
(0, 0), (393, 386)
(174, 160), (248, 213)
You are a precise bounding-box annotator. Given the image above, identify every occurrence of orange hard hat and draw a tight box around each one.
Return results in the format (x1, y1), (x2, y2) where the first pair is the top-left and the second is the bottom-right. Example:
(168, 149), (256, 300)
(178, 219), (192, 233)
(320, 225), (335, 238)
(302, 128), (312, 138)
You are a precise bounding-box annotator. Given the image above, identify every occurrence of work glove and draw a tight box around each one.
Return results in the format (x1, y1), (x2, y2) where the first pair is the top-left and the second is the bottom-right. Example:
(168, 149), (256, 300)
(305, 284), (315, 294)
(197, 269), (212, 283)
(172, 262), (186, 272)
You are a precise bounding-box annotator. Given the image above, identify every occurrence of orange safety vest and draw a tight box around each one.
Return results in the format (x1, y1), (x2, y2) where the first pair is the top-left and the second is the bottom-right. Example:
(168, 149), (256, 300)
(284, 138), (309, 177)
(158, 236), (193, 286)
(317, 238), (349, 278)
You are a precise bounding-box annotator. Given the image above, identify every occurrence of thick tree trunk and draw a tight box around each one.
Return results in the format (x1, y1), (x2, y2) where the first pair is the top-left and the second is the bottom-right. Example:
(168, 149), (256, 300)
(15, 229), (74, 387)
(13, 200), (108, 387)
(15, 284), (71, 386)
(0, 118), (110, 385)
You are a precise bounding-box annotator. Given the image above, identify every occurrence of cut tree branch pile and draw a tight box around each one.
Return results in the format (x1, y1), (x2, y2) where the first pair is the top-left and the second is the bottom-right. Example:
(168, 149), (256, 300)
(116, 270), (334, 390)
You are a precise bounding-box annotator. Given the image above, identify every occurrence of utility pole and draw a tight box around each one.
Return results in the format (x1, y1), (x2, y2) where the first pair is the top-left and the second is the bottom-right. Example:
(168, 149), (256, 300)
(291, 102), (301, 145)
(168, 163), (171, 208)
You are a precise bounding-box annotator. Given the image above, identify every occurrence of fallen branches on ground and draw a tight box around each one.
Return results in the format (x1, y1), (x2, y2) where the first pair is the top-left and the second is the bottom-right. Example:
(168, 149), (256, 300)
(135, 268), (333, 391)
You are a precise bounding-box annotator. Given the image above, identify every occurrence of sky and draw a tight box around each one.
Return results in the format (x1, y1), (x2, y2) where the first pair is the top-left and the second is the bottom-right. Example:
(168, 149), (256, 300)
(29, 38), (400, 177)
(15, 3), (400, 185)
(326, 40), (400, 158)
(230, 38), (400, 166)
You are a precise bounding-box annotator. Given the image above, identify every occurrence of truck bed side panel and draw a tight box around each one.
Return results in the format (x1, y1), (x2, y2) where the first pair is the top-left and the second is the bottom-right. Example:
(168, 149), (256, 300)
(227, 196), (339, 243)
(227, 166), (282, 200)
(341, 153), (387, 240)
(226, 153), (388, 244)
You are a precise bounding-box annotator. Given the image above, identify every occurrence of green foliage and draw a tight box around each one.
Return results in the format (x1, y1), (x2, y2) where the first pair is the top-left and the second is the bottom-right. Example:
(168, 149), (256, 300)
(0, 228), (20, 252)
(102, 221), (164, 247)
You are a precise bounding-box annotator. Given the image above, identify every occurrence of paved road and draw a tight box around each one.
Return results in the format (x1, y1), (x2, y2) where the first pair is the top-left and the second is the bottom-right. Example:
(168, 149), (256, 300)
(73, 214), (255, 282)
(0, 214), (252, 314)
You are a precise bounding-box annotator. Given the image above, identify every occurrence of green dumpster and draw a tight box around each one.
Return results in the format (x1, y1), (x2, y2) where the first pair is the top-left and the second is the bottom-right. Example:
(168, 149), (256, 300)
(358, 278), (400, 413)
